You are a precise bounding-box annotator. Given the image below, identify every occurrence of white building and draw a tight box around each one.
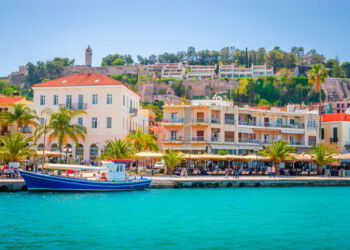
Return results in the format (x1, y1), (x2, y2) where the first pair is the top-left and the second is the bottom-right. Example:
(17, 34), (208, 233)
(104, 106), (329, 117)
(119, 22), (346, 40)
(219, 64), (274, 78)
(30, 73), (148, 162)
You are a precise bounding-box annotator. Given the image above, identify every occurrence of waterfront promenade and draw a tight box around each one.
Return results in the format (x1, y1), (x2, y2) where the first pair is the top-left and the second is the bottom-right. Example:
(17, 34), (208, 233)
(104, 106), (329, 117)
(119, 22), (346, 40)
(2, 176), (350, 191)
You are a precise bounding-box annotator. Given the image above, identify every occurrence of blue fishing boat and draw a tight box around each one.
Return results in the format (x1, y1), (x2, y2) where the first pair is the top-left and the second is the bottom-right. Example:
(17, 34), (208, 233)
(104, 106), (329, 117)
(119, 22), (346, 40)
(20, 159), (152, 192)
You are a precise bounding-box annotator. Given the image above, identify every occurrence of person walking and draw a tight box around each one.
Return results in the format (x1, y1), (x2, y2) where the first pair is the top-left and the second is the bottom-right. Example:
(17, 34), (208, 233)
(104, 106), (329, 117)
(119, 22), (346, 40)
(272, 166), (276, 178)
(268, 166), (272, 177)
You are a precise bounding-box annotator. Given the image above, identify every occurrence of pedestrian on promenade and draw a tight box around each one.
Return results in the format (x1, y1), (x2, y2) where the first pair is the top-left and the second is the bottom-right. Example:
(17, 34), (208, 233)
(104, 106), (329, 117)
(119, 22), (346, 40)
(225, 168), (229, 179)
(268, 166), (272, 177)
(272, 166), (276, 178)
(236, 166), (242, 179)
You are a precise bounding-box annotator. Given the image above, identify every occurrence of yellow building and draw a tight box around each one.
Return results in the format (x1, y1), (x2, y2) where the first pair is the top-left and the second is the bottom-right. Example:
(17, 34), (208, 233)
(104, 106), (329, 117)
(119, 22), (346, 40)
(321, 113), (350, 153)
(162, 100), (319, 154)
(0, 95), (32, 135)
(140, 108), (157, 135)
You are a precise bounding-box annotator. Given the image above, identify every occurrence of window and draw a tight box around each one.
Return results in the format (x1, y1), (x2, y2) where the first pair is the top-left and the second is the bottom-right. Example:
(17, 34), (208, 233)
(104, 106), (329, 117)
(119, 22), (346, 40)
(321, 128), (324, 140)
(289, 119), (295, 125)
(107, 94), (112, 104)
(276, 118), (283, 126)
(308, 120), (316, 128)
(107, 117), (112, 128)
(123, 118), (124, 129)
(92, 117), (97, 129)
(127, 97), (129, 107)
(123, 95), (125, 106)
(40, 118), (45, 126)
(66, 95), (72, 108)
(92, 94), (98, 105)
(53, 95), (59, 105)
(77, 117), (83, 126)
(40, 96), (45, 106)
(170, 131), (177, 140)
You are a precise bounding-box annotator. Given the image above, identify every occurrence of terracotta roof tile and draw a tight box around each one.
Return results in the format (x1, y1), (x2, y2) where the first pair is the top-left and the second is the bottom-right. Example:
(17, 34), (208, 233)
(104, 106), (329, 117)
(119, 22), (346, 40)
(0, 96), (24, 104)
(321, 113), (350, 122)
(32, 73), (140, 97)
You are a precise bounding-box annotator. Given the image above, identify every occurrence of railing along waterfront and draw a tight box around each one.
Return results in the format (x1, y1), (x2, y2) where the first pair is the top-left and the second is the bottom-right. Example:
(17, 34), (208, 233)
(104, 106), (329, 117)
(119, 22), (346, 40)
(239, 120), (305, 129)
(59, 103), (88, 110)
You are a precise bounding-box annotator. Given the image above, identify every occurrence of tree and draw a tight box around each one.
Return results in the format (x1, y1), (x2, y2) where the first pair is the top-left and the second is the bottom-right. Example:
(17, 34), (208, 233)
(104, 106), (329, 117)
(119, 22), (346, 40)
(305, 143), (337, 174)
(260, 140), (296, 175)
(342, 62), (350, 78)
(186, 46), (197, 65)
(101, 54), (133, 66)
(44, 108), (87, 158)
(0, 133), (37, 162)
(99, 139), (135, 160)
(308, 64), (328, 102)
(332, 56), (343, 78)
(256, 48), (266, 65)
(171, 81), (185, 97)
(123, 55), (134, 65)
(0, 104), (39, 132)
(163, 149), (183, 174)
(126, 128), (158, 153)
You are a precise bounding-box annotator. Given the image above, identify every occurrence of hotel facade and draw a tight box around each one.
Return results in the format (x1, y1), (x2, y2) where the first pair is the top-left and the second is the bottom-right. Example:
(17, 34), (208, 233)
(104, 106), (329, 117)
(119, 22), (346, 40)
(148, 63), (273, 80)
(30, 73), (148, 162)
(162, 100), (319, 154)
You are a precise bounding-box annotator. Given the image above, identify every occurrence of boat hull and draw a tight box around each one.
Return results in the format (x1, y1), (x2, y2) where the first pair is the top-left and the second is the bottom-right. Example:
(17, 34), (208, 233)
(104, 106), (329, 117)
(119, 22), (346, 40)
(20, 171), (152, 192)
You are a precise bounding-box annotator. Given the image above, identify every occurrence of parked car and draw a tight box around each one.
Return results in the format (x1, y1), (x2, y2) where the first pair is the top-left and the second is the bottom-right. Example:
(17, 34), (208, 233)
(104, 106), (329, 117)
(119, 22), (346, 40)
(154, 161), (165, 169)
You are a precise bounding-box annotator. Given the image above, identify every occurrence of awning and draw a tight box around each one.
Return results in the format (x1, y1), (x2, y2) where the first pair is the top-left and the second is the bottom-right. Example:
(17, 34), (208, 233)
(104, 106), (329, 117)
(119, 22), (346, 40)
(239, 128), (254, 134)
(281, 130), (304, 134)
(163, 145), (206, 151)
(135, 152), (163, 159)
(42, 164), (107, 171)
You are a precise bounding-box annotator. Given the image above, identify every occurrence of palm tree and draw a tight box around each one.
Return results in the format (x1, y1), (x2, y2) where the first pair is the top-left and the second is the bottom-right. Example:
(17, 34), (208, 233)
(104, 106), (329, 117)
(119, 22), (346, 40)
(0, 133), (37, 162)
(305, 143), (337, 175)
(99, 139), (135, 160)
(163, 149), (183, 175)
(308, 64), (328, 140)
(0, 104), (39, 132)
(308, 64), (328, 106)
(260, 140), (296, 175)
(126, 128), (159, 152)
(43, 108), (87, 159)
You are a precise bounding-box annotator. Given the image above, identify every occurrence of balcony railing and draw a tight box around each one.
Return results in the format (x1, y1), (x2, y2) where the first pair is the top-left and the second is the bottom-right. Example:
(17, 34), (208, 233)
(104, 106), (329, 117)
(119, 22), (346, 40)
(239, 138), (261, 144)
(211, 119), (221, 124)
(129, 108), (138, 115)
(21, 127), (32, 134)
(330, 138), (338, 143)
(191, 136), (206, 142)
(224, 119), (235, 125)
(164, 118), (184, 123)
(192, 118), (208, 123)
(289, 141), (305, 145)
(239, 120), (305, 129)
(60, 103), (87, 110)
(308, 141), (317, 146)
(224, 137), (235, 143)
(166, 136), (183, 142)
(211, 137), (220, 142)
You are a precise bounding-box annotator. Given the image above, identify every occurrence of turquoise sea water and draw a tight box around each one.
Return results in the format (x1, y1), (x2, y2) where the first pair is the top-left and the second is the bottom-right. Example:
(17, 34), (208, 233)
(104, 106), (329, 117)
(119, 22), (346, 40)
(0, 187), (350, 249)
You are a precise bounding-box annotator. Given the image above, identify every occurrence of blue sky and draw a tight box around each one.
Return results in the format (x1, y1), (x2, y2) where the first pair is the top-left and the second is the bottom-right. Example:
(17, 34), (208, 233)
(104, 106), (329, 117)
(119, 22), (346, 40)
(1, 0), (349, 76)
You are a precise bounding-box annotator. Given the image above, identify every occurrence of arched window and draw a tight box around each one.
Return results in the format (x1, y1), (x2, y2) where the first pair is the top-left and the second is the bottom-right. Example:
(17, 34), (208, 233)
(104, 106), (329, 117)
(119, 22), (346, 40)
(90, 144), (98, 162)
(76, 144), (84, 162)
(51, 143), (58, 152)
(37, 143), (44, 151)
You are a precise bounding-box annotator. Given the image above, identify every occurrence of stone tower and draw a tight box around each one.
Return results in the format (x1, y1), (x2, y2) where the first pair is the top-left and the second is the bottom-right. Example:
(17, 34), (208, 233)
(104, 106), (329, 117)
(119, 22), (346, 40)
(85, 45), (92, 67)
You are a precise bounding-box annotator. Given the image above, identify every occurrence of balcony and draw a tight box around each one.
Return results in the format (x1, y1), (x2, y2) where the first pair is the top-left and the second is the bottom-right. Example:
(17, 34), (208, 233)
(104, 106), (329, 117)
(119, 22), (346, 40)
(239, 120), (305, 129)
(191, 118), (208, 124)
(163, 118), (184, 124)
(211, 136), (220, 142)
(165, 136), (183, 143)
(191, 136), (206, 142)
(239, 138), (261, 144)
(308, 140), (317, 146)
(59, 103), (87, 110)
(224, 119), (235, 125)
(330, 138), (338, 143)
(129, 108), (138, 117)
(21, 127), (32, 134)
(224, 137), (235, 143)
(289, 141), (305, 146)
(211, 119), (221, 124)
